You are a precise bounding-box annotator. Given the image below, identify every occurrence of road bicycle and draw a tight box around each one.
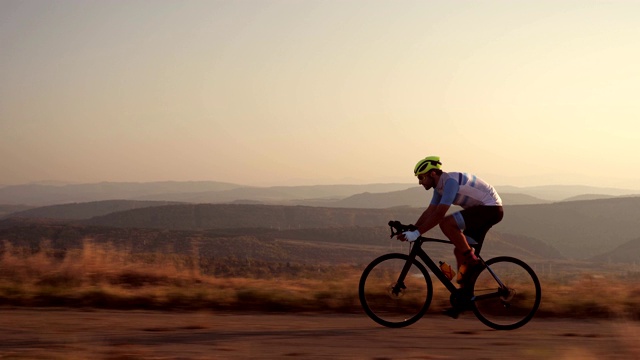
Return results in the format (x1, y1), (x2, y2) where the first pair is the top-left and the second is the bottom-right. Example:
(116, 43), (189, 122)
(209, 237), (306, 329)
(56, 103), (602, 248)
(359, 221), (541, 330)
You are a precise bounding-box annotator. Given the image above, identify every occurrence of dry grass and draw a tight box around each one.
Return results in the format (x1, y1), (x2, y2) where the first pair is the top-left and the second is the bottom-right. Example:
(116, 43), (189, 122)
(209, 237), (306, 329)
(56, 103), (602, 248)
(0, 240), (360, 312)
(0, 240), (639, 319)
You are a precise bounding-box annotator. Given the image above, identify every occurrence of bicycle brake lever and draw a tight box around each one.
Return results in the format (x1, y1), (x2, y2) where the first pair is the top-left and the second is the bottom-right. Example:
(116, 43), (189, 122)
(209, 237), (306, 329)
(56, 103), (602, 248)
(388, 224), (397, 238)
(388, 220), (407, 238)
(388, 221), (399, 238)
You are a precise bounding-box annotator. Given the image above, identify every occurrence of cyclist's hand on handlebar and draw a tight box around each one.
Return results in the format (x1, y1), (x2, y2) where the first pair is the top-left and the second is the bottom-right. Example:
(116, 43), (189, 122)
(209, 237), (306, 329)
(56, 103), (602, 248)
(399, 230), (421, 242)
(388, 221), (420, 241)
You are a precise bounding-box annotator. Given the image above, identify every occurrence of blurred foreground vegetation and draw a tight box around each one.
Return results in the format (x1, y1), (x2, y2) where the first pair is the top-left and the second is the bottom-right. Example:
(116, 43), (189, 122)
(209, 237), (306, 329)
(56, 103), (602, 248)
(0, 240), (639, 320)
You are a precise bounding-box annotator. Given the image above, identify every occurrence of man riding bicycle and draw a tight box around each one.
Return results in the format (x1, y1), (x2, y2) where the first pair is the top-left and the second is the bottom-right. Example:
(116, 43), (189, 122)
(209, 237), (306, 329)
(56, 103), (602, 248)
(398, 156), (504, 285)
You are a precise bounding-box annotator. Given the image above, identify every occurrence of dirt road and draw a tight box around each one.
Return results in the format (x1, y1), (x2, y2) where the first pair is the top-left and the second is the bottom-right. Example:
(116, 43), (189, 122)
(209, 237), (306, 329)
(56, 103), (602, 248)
(0, 308), (638, 359)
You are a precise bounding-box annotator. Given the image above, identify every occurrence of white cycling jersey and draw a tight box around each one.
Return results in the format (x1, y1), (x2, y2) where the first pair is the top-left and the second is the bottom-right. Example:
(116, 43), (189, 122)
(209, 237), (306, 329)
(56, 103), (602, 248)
(430, 172), (502, 209)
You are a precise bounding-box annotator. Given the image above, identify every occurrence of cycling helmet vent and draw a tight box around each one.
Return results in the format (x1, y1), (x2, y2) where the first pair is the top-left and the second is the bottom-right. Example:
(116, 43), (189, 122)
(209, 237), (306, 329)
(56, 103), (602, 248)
(414, 156), (442, 176)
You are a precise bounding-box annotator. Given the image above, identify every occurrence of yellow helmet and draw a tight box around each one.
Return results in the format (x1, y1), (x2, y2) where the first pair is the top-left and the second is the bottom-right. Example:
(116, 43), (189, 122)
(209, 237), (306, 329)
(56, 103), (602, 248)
(414, 156), (442, 176)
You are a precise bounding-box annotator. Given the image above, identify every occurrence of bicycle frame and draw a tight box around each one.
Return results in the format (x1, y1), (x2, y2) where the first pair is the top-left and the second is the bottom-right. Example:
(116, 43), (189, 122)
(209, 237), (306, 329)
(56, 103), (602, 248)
(396, 236), (507, 303)
(399, 237), (459, 294)
(362, 221), (542, 330)
(387, 221), (512, 302)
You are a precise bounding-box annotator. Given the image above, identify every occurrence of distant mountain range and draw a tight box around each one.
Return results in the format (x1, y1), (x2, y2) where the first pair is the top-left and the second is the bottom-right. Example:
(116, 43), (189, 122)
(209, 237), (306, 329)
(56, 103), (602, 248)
(0, 182), (415, 206)
(1, 181), (638, 207)
(494, 197), (640, 259)
(4, 196), (640, 262)
(2, 181), (640, 264)
(4, 200), (180, 220)
(591, 237), (640, 263)
(0, 181), (240, 206)
(317, 187), (550, 208)
(496, 184), (639, 201)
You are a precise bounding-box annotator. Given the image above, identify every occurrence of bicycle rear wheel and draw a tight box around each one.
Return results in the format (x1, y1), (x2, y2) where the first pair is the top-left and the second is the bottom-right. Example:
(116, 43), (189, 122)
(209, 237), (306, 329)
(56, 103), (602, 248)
(470, 256), (541, 330)
(359, 253), (433, 328)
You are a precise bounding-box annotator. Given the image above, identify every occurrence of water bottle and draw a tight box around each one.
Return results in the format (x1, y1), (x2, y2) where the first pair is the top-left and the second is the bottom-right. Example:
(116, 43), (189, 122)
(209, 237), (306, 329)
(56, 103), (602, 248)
(439, 261), (456, 281)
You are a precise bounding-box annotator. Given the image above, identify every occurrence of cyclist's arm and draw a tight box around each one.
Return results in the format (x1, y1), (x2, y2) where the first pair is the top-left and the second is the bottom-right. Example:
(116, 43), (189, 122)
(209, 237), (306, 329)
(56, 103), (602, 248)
(398, 202), (438, 241)
(415, 203), (450, 234)
(415, 203), (436, 228)
(415, 178), (459, 234)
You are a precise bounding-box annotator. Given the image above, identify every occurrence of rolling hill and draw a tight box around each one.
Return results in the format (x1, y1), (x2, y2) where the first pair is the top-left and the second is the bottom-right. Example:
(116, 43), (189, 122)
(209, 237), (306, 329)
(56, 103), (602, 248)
(560, 194), (617, 202)
(494, 196), (640, 259)
(76, 198), (640, 261)
(590, 237), (640, 264)
(4, 200), (181, 220)
(0, 182), (416, 206)
(2, 181), (637, 207)
(83, 204), (422, 230)
(3, 186), (640, 262)
(0, 217), (563, 270)
(495, 185), (639, 201)
(0, 181), (241, 206)
(0, 205), (33, 217)
(323, 187), (549, 208)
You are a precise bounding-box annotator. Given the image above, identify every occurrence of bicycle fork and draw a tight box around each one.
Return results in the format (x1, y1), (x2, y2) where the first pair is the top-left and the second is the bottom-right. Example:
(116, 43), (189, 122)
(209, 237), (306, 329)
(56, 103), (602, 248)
(470, 257), (513, 304)
(392, 242), (423, 295)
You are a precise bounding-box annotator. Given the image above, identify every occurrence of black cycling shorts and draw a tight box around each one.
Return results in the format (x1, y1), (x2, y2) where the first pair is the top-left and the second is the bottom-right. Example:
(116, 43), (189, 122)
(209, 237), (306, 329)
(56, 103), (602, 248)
(453, 205), (504, 254)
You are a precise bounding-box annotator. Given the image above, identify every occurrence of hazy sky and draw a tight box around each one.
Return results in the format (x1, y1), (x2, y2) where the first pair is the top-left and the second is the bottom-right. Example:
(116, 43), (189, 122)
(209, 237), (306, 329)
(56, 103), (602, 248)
(2, 0), (640, 189)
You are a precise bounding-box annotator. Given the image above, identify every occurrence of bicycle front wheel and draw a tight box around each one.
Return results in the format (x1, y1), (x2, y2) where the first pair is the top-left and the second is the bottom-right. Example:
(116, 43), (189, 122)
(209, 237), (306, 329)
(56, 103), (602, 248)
(359, 253), (433, 328)
(470, 256), (541, 330)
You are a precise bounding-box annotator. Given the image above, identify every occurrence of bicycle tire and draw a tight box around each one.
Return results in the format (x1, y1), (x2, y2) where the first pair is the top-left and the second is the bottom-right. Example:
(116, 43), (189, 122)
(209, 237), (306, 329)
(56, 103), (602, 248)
(359, 253), (433, 328)
(470, 256), (541, 330)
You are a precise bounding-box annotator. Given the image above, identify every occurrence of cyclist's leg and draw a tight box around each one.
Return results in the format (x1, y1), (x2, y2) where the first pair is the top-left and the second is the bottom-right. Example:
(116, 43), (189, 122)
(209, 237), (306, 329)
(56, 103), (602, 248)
(440, 211), (479, 270)
(462, 206), (504, 256)
(452, 206), (504, 283)
(439, 215), (471, 256)
(442, 206), (505, 316)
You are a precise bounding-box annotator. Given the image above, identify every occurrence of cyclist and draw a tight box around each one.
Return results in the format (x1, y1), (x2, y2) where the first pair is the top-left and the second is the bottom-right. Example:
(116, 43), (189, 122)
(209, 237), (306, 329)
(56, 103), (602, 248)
(398, 156), (504, 285)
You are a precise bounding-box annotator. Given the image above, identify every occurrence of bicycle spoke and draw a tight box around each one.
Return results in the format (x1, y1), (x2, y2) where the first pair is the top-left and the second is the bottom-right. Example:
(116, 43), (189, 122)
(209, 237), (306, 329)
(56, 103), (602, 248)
(359, 253), (432, 328)
(472, 288), (502, 302)
(471, 257), (541, 330)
